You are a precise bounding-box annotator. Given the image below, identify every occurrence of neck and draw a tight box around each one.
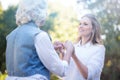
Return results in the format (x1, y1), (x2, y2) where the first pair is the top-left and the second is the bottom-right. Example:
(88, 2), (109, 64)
(81, 36), (91, 45)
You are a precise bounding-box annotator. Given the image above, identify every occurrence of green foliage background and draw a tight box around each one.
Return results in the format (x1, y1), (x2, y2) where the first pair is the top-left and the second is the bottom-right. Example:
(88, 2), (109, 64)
(0, 0), (120, 80)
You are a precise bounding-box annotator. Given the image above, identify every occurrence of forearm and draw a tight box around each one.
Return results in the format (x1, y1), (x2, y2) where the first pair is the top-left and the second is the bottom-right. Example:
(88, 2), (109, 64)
(63, 49), (72, 63)
(62, 41), (74, 63)
(72, 53), (88, 79)
(35, 33), (69, 77)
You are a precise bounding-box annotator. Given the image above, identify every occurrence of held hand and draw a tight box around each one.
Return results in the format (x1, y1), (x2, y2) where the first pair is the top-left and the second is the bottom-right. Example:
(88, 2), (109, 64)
(63, 41), (74, 54)
(62, 41), (74, 63)
(53, 41), (63, 50)
(53, 41), (64, 54)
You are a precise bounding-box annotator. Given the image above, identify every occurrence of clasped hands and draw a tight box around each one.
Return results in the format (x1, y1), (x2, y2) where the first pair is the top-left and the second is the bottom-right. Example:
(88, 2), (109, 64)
(54, 41), (74, 59)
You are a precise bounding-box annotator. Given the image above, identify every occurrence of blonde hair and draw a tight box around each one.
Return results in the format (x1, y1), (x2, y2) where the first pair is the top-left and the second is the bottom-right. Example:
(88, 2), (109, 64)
(16, 0), (47, 27)
(77, 14), (102, 44)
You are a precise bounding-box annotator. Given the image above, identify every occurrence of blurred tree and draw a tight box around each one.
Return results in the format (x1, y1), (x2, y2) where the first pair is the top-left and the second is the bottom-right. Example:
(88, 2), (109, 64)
(0, 29), (6, 73)
(49, 0), (78, 42)
(37, 2), (59, 33)
(41, 12), (58, 32)
(0, 2), (3, 16)
(0, 2), (6, 73)
(0, 2), (3, 27)
(0, 6), (17, 73)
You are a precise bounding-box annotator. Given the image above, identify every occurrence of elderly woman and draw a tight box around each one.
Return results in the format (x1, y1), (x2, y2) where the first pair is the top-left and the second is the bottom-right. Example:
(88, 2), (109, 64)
(5, 0), (74, 80)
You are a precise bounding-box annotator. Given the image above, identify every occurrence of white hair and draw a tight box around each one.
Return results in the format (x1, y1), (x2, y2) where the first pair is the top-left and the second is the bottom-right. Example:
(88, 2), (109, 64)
(16, 0), (47, 27)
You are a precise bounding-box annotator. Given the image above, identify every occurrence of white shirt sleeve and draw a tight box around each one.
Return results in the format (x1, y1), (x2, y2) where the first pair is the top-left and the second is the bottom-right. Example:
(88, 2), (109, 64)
(34, 32), (68, 77)
(87, 45), (105, 80)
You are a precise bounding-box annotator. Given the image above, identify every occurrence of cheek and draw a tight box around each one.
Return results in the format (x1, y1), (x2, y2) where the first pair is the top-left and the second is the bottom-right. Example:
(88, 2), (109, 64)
(78, 26), (81, 32)
(86, 27), (92, 34)
(78, 25), (80, 30)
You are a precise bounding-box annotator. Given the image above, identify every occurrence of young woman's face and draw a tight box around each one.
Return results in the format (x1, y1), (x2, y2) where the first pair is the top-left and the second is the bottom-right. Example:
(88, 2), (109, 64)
(78, 17), (93, 38)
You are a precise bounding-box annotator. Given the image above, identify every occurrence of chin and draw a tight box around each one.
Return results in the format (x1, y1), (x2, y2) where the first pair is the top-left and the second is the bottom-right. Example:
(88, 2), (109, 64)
(79, 33), (84, 36)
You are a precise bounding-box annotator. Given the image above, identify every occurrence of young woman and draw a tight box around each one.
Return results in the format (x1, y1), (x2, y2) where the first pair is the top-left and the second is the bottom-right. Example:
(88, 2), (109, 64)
(63, 14), (105, 80)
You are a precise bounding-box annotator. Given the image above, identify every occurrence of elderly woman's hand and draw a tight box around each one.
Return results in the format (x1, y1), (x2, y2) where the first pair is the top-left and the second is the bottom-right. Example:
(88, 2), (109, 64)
(53, 41), (64, 53)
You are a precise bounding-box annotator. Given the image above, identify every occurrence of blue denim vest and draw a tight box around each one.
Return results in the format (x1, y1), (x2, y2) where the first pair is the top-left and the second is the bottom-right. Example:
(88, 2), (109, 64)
(6, 21), (50, 79)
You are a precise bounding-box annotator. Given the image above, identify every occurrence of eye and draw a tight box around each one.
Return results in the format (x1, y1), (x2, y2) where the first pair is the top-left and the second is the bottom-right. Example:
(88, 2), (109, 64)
(84, 23), (88, 25)
(79, 23), (81, 25)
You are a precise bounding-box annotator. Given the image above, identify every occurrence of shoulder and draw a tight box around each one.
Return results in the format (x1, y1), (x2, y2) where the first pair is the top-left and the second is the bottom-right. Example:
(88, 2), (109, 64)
(35, 31), (50, 41)
(6, 27), (19, 39)
(36, 31), (48, 38)
(96, 44), (105, 50)
(93, 44), (105, 53)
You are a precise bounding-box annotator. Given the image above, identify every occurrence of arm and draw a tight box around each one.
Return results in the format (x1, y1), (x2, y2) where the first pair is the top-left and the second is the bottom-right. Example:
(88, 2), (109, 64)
(72, 45), (105, 79)
(34, 32), (72, 77)
(72, 53), (88, 79)
(86, 45), (105, 80)
(63, 41), (74, 63)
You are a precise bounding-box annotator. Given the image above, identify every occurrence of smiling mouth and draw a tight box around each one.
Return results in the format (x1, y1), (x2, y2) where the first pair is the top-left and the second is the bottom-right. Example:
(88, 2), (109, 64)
(80, 30), (85, 32)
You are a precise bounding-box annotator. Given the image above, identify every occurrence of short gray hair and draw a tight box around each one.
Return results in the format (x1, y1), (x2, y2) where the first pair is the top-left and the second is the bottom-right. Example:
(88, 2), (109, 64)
(16, 0), (47, 27)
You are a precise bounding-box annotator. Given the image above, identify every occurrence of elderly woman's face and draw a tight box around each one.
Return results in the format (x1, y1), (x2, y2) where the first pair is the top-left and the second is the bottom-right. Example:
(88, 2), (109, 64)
(78, 17), (92, 38)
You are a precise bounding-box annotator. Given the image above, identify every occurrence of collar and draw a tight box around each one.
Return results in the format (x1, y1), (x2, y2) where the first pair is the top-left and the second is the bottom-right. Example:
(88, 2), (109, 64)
(76, 40), (92, 48)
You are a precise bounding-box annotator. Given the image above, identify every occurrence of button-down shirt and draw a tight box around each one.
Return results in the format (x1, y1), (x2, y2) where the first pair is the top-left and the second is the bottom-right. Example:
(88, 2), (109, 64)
(6, 31), (68, 80)
(64, 41), (105, 80)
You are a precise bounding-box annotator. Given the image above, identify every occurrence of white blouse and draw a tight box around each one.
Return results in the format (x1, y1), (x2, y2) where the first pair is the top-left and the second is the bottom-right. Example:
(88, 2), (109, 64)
(64, 41), (105, 80)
